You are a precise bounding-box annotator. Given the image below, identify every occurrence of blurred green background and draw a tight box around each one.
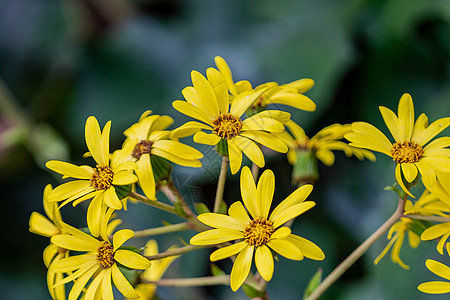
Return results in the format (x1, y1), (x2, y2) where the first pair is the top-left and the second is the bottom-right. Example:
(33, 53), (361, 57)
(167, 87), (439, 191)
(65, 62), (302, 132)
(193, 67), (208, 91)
(1, 0), (449, 299)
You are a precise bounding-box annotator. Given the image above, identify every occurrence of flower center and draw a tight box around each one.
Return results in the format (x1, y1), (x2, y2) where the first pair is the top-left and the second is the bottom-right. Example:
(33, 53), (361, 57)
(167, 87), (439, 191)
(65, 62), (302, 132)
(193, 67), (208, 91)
(212, 113), (243, 139)
(391, 141), (424, 163)
(132, 140), (153, 159)
(97, 242), (115, 269)
(243, 218), (275, 247)
(90, 165), (114, 191)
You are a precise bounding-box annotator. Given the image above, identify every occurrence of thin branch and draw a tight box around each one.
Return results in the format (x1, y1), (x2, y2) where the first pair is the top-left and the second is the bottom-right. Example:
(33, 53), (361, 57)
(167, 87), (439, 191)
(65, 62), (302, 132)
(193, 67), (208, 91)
(144, 244), (208, 261)
(404, 214), (450, 223)
(143, 275), (230, 287)
(214, 156), (228, 213)
(132, 222), (190, 238)
(128, 191), (177, 215)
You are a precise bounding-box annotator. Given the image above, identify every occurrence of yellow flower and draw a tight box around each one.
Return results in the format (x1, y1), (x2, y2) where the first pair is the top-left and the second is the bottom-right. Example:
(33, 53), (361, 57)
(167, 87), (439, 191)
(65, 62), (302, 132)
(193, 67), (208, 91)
(132, 240), (180, 299)
(418, 259), (450, 294)
(46, 116), (138, 237)
(190, 166), (324, 291)
(214, 56), (316, 112)
(29, 184), (68, 300)
(171, 67), (290, 174)
(345, 93), (450, 197)
(50, 210), (151, 300)
(375, 190), (449, 269)
(124, 111), (203, 200)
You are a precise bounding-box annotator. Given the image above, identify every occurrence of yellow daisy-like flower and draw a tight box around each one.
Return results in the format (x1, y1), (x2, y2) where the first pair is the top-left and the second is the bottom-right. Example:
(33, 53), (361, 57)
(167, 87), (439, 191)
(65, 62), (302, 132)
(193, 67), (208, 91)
(418, 259), (450, 294)
(46, 116), (138, 237)
(124, 111), (203, 200)
(214, 56), (316, 113)
(50, 210), (151, 300)
(29, 184), (68, 300)
(278, 120), (375, 183)
(345, 93), (450, 197)
(171, 67), (290, 174)
(190, 166), (324, 291)
(132, 240), (180, 299)
(375, 190), (449, 269)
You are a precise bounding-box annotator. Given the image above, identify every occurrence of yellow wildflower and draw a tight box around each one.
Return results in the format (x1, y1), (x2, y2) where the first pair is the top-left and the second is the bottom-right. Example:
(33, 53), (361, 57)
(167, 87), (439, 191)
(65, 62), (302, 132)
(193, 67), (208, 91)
(50, 209), (151, 300)
(418, 259), (450, 294)
(171, 67), (289, 174)
(345, 93), (450, 197)
(46, 116), (138, 237)
(124, 111), (203, 200)
(190, 166), (324, 291)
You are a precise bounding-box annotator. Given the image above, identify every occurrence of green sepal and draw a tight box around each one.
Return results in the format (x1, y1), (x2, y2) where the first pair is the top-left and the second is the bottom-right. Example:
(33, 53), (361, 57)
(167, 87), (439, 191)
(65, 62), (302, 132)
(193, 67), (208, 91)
(242, 283), (266, 298)
(216, 139), (228, 156)
(406, 219), (433, 236)
(292, 149), (319, 185)
(174, 201), (188, 218)
(210, 264), (226, 277)
(218, 200), (228, 215)
(115, 184), (132, 200)
(245, 103), (266, 117)
(195, 203), (211, 215)
(302, 268), (323, 299)
(151, 154), (172, 182)
(384, 184), (406, 200)
(162, 220), (172, 226)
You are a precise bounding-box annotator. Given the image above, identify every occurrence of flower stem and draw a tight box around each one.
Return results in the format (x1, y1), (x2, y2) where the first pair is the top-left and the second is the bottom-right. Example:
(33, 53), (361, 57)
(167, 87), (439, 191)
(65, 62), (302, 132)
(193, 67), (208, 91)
(251, 162), (260, 181)
(144, 244), (208, 260)
(305, 196), (406, 300)
(404, 214), (450, 223)
(128, 191), (177, 215)
(214, 156), (228, 213)
(144, 275), (230, 287)
(132, 222), (190, 238)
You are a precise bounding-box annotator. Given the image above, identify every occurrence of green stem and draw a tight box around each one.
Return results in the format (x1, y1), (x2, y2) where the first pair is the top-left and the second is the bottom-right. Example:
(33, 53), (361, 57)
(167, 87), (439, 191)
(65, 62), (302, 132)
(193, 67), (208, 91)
(404, 214), (450, 223)
(132, 222), (190, 238)
(214, 156), (228, 213)
(305, 196), (406, 300)
(144, 244), (208, 260)
(128, 191), (177, 215)
(144, 275), (230, 287)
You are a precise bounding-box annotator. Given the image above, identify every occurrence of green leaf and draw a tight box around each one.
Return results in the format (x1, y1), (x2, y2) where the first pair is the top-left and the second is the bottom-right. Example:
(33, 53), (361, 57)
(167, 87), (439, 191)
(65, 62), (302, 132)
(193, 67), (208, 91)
(195, 203), (211, 215)
(242, 283), (266, 298)
(407, 219), (433, 236)
(303, 268), (322, 299)
(115, 184), (132, 200)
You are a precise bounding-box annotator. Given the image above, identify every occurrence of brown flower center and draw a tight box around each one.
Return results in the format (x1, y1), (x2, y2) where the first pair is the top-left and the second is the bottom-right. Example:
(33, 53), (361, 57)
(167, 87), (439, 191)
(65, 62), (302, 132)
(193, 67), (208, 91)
(97, 242), (115, 269)
(132, 140), (153, 159)
(243, 218), (275, 247)
(90, 165), (114, 191)
(212, 113), (243, 139)
(391, 141), (424, 163)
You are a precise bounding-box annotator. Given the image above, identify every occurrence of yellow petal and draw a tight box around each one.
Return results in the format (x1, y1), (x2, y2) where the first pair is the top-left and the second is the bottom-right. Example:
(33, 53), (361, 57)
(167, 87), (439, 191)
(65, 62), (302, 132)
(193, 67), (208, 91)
(418, 281), (450, 294)
(214, 56), (238, 96)
(426, 259), (450, 280)
(136, 154), (156, 200)
(111, 263), (139, 298)
(316, 149), (335, 166)
(423, 137), (450, 153)
(191, 70), (220, 117)
(401, 163), (418, 183)
(87, 193), (105, 237)
(104, 187), (122, 210)
(46, 161), (92, 179)
(230, 89), (266, 117)
(198, 213), (245, 230)
(395, 164), (414, 198)
(242, 117), (284, 132)
(228, 139), (242, 175)
(346, 122), (392, 156)
(172, 100), (213, 125)
(53, 259), (98, 286)
(182, 86), (216, 120)
(253, 110), (291, 124)
(151, 148), (202, 168)
(50, 254), (97, 272)
(411, 113), (428, 141)
(48, 180), (93, 203)
(112, 171), (137, 186)
(397, 93), (414, 141)
(271, 184), (313, 220)
(43, 244), (58, 267)
(101, 268), (114, 300)
(85, 116), (108, 166)
(285, 234), (325, 260)
(60, 221), (102, 245)
(271, 227), (291, 239)
(100, 120), (111, 164)
(115, 249), (151, 269)
(272, 201), (315, 228)
(268, 92), (316, 111)
(285, 120), (307, 144)
(379, 106), (402, 143)
(210, 241), (247, 261)
(113, 229), (134, 251)
(68, 264), (98, 300)
(206, 67), (229, 114)
(228, 201), (251, 225)
(415, 117), (450, 146)
(193, 131), (221, 145)
(170, 121), (213, 139)
(256, 169), (275, 219)
(255, 245), (274, 281)
(234, 136), (264, 168)
(267, 239), (303, 260)
(239, 131), (288, 153)
(240, 166), (259, 218)
(421, 223), (450, 241)
(230, 245), (254, 291)
(153, 140), (203, 159)
(416, 161), (437, 188)
(29, 212), (59, 237)
(51, 234), (100, 252)
(284, 78), (314, 93)
(189, 229), (243, 245)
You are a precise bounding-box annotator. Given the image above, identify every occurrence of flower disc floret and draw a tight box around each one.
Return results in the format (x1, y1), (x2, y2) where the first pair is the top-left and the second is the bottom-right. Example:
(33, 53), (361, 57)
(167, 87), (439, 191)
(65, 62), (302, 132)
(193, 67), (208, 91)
(212, 113), (243, 139)
(132, 140), (153, 159)
(90, 165), (114, 191)
(97, 241), (115, 269)
(391, 141), (424, 163)
(243, 218), (275, 247)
